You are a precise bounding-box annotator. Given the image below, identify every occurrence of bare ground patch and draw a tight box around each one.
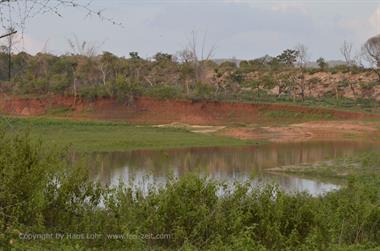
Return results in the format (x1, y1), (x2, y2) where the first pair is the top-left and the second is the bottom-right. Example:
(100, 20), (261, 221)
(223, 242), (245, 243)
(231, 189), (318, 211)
(219, 121), (380, 143)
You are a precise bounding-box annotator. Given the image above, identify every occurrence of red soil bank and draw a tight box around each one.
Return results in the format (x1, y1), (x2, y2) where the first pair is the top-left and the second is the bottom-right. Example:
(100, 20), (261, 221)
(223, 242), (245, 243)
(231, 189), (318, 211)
(0, 95), (377, 125)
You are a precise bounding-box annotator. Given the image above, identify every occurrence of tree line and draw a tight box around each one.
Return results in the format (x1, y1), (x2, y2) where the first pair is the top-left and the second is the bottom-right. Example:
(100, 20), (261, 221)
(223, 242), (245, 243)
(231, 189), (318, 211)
(0, 35), (379, 105)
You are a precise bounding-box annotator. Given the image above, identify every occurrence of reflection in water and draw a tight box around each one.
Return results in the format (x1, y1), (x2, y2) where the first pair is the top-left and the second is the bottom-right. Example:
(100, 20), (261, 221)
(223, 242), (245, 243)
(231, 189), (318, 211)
(84, 141), (380, 196)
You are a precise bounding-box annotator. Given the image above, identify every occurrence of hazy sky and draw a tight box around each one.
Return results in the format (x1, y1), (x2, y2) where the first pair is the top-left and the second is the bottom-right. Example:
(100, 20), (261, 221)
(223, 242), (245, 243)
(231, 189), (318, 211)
(3, 0), (380, 60)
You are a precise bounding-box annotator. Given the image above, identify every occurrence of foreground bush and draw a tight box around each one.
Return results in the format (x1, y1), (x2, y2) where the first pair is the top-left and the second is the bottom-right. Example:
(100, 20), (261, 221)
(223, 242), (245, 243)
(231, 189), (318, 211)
(0, 129), (380, 250)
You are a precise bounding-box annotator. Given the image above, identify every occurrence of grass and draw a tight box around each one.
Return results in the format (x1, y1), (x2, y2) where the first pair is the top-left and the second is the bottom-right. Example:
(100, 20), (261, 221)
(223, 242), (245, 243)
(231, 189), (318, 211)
(214, 93), (380, 115)
(46, 106), (74, 116)
(261, 110), (335, 124)
(0, 116), (256, 152)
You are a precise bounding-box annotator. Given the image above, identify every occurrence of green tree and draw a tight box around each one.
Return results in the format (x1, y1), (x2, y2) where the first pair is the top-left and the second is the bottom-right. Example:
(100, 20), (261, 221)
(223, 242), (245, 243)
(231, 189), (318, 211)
(276, 49), (298, 66)
(129, 51), (140, 60)
(316, 57), (328, 71)
(154, 52), (172, 62)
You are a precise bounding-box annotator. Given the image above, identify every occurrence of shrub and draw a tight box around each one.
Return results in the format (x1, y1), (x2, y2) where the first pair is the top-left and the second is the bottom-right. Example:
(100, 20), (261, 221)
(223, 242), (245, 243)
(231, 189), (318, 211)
(114, 75), (143, 102)
(192, 82), (215, 100)
(49, 74), (72, 95)
(145, 85), (182, 99)
(0, 128), (102, 249)
(78, 85), (108, 101)
(329, 65), (350, 74)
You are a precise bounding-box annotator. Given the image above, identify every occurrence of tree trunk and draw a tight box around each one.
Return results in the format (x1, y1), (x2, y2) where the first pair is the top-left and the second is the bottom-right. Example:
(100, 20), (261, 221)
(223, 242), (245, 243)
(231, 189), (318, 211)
(374, 69), (380, 82)
(100, 64), (106, 86)
(186, 81), (190, 96)
(349, 82), (356, 99)
(335, 87), (339, 103)
(73, 78), (77, 106)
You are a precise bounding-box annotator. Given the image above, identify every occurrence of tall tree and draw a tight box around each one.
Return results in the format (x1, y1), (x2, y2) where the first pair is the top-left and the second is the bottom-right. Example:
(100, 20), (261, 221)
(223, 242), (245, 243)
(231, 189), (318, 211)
(362, 34), (380, 80)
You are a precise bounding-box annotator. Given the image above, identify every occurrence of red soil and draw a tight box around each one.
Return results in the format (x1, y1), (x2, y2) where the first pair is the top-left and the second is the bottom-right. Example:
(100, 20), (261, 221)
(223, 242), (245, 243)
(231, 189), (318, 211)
(0, 95), (378, 125)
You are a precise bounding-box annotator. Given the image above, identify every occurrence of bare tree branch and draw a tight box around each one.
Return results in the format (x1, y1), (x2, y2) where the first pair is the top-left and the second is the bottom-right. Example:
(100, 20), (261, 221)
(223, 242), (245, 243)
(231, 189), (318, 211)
(0, 0), (122, 34)
(184, 30), (216, 84)
(294, 43), (309, 69)
(362, 34), (380, 80)
(67, 34), (103, 57)
(340, 40), (354, 67)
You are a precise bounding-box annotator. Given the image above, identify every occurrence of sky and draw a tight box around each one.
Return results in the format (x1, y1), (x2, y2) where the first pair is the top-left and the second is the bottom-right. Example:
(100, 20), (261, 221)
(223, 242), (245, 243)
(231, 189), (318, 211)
(1, 0), (380, 61)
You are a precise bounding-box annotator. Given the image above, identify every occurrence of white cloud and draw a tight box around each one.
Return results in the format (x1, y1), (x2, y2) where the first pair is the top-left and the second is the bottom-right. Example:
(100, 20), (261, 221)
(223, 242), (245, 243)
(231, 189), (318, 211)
(13, 34), (45, 55)
(369, 6), (380, 35)
(337, 5), (380, 43)
(224, 0), (309, 15)
(270, 2), (308, 14)
(338, 18), (364, 31)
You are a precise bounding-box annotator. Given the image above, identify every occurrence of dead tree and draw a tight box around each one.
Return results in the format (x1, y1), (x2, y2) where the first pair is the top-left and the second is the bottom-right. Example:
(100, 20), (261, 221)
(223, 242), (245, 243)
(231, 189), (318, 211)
(340, 41), (354, 67)
(340, 41), (357, 98)
(184, 31), (216, 87)
(294, 43), (309, 101)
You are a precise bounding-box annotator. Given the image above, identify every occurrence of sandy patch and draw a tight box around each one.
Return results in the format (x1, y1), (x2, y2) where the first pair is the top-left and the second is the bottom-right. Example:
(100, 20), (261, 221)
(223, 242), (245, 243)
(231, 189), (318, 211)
(155, 122), (226, 134)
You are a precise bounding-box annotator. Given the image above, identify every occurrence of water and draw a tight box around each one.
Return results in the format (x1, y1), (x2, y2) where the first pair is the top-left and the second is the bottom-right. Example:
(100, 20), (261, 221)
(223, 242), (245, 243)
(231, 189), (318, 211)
(85, 141), (380, 196)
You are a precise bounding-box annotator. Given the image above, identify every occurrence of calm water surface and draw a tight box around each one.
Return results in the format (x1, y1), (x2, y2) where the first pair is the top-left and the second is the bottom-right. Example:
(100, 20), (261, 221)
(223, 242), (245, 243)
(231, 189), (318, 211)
(85, 141), (380, 196)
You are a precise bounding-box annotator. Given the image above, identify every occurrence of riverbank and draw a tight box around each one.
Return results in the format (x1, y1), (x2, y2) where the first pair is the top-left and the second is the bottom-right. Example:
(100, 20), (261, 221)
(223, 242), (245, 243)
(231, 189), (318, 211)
(1, 95), (380, 145)
(1, 95), (378, 124)
(0, 116), (255, 152)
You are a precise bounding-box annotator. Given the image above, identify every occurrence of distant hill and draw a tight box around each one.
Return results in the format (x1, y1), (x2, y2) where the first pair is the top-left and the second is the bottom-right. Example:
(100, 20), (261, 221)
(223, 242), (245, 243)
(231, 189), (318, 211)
(213, 58), (242, 66)
(306, 60), (347, 68)
(213, 58), (347, 68)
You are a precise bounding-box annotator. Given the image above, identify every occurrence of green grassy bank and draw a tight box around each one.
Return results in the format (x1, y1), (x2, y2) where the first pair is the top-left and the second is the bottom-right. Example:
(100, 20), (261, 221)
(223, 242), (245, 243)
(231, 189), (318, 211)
(0, 116), (254, 152)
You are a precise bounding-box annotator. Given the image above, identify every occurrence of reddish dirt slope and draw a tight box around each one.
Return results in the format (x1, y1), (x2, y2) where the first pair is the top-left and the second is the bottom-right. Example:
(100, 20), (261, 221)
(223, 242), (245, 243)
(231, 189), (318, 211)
(0, 95), (378, 125)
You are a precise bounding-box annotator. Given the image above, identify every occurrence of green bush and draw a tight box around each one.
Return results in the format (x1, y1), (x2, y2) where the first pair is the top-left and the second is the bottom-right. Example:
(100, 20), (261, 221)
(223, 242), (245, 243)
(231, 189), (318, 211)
(49, 74), (72, 95)
(78, 85), (108, 101)
(329, 65), (351, 74)
(114, 75), (143, 102)
(304, 68), (320, 74)
(144, 85), (182, 99)
(192, 82), (215, 100)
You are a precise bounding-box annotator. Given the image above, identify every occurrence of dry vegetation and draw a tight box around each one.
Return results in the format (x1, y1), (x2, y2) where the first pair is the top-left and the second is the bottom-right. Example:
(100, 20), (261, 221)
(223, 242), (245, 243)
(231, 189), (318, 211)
(0, 47), (379, 109)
